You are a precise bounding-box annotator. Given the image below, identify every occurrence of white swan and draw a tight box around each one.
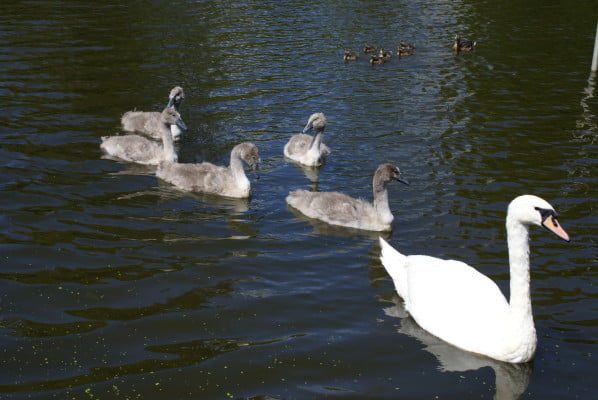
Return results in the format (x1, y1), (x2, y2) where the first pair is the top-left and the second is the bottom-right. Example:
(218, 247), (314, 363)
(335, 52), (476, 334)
(156, 142), (260, 199)
(121, 86), (185, 141)
(379, 195), (570, 363)
(101, 107), (186, 165)
(284, 112), (330, 167)
(286, 164), (408, 231)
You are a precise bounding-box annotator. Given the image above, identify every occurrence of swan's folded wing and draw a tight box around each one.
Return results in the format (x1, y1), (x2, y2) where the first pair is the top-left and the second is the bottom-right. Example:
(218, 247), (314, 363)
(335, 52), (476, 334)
(121, 111), (160, 137)
(404, 256), (509, 346)
(158, 162), (226, 193)
(284, 134), (311, 157)
(312, 193), (365, 224)
(101, 135), (157, 163)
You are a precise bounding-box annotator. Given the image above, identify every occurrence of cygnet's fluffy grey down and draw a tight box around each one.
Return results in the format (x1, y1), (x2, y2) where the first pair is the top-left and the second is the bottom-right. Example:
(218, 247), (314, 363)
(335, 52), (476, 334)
(286, 164), (408, 231)
(283, 112), (330, 167)
(156, 142), (260, 199)
(101, 107), (187, 165)
(121, 86), (185, 141)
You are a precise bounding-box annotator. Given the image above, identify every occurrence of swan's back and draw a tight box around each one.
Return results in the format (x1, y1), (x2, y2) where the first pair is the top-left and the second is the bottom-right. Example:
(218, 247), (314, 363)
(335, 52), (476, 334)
(379, 237), (510, 358)
(100, 134), (162, 165)
(121, 86), (185, 141)
(287, 190), (383, 231)
(157, 162), (228, 193)
(284, 134), (330, 158)
(103, 107), (182, 165)
(156, 142), (259, 198)
(121, 111), (161, 135)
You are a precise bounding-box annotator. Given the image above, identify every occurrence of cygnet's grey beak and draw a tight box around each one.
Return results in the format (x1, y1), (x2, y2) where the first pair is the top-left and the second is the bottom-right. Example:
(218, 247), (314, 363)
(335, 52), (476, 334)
(176, 118), (188, 131)
(167, 97), (176, 108)
(397, 176), (409, 185)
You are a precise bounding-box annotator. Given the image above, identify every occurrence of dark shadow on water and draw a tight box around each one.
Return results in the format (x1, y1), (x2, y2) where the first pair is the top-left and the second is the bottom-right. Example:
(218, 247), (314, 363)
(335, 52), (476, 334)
(0, 336), (282, 395)
(65, 279), (237, 321)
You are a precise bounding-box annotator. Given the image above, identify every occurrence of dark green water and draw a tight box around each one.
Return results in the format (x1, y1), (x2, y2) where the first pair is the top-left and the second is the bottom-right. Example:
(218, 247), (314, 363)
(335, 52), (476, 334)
(1, 0), (596, 399)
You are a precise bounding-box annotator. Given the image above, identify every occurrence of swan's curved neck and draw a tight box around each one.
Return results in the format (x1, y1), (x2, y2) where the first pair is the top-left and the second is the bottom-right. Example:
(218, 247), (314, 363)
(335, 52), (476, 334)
(229, 151), (249, 183)
(161, 122), (177, 163)
(308, 130), (323, 150)
(373, 187), (393, 225)
(506, 218), (532, 319)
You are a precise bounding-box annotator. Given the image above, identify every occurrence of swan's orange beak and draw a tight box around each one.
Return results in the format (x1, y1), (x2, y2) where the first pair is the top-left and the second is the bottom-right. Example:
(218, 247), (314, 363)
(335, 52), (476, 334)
(542, 215), (570, 242)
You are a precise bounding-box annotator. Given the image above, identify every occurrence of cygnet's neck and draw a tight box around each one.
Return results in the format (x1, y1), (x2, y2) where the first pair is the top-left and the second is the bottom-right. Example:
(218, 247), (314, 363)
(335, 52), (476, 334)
(161, 121), (177, 163)
(373, 185), (393, 225)
(308, 129), (324, 151)
(229, 149), (250, 187)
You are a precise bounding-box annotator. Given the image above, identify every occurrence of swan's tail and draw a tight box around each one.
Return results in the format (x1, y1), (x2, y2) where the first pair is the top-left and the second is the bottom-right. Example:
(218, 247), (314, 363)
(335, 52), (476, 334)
(379, 237), (409, 300)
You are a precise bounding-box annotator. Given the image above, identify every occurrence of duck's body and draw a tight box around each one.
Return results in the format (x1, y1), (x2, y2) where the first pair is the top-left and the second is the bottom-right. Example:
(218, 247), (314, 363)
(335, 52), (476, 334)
(284, 113), (330, 167)
(157, 142), (260, 198)
(121, 86), (185, 141)
(370, 55), (386, 65)
(379, 195), (570, 363)
(287, 164), (408, 232)
(343, 50), (358, 61)
(398, 41), (415, 57)
(363, 43), (377, 54)
(379, 48), (393, 60)
(101, 107), (186, 165)
(398, 40), (415, 51)
(452, 34), (476, 52)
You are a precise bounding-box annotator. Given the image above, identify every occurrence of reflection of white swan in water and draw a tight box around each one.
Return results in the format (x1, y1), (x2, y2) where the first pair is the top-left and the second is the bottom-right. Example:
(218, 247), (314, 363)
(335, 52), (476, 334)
(576, 73), (597, 139)
(383, 298), (532, 400)
(379, 195), (570, 363)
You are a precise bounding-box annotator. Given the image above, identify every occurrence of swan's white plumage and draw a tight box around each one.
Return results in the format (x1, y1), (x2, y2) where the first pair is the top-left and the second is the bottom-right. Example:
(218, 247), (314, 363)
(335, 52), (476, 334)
(379, 195), (569, 363)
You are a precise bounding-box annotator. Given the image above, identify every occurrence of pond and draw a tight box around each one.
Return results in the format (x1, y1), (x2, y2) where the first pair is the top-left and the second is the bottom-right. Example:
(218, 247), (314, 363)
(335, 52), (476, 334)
(0, 0), (596, 399)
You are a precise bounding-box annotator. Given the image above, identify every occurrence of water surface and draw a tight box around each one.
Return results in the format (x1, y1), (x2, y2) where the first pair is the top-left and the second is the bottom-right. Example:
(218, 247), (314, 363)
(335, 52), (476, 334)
(1, 0), (596, 399)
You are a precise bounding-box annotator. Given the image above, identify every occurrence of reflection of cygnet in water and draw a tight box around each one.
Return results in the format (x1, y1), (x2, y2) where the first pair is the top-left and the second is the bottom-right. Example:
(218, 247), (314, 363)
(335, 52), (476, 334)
(384, 298), (532, 400)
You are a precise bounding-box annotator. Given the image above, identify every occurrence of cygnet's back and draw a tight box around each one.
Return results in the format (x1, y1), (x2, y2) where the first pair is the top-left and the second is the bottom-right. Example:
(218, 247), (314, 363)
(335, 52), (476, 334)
(101, 107), (186, 165)
(157, 142), (260, 199)
(286, 164), (408, 231)
(121, 86), (185, 141)
(284, 112), (330, 167)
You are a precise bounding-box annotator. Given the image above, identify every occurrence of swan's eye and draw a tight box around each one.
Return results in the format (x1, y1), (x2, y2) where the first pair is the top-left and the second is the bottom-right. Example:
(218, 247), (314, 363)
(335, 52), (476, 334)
(535, 206), (558, 223)
(551, 216), (559, 227)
